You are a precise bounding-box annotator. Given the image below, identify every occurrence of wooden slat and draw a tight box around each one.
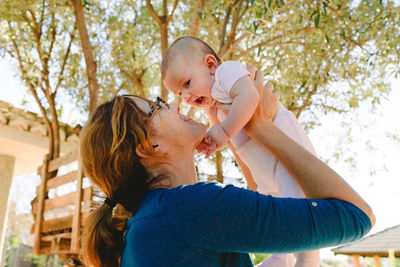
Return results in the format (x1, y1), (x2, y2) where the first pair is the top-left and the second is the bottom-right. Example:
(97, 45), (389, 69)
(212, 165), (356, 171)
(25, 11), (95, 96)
(47, 171), (79, 189)
(33, 187), (93, 213)
(39, 247), (72, 255)
(36, 171), (79, 196)
(39, 238), (72, 255)
(37, 151), (78, 174)
(40, 212), (89, 233)
(33, 155), (49, 255)
(71, 161), (84, 253)
(41, 232), (72, 242)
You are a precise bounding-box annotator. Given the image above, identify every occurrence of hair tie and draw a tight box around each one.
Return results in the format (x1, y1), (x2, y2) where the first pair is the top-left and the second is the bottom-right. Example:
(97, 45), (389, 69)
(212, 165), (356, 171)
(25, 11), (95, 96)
(104, 197), (117, 208)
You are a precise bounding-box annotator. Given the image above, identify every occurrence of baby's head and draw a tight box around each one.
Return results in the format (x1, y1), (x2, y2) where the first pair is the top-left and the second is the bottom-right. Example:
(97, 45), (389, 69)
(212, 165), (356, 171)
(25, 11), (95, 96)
(161, 37), (222, 107)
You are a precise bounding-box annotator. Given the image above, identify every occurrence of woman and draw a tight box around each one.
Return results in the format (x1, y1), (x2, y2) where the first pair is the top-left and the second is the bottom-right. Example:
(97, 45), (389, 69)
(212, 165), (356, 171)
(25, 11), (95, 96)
(80, 70), (375, 267)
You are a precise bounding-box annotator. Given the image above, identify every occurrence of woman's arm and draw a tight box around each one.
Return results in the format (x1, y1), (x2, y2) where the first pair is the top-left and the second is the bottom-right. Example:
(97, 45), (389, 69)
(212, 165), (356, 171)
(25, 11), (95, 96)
(245, 72), (375, 226)
(166, 182), (372, 254)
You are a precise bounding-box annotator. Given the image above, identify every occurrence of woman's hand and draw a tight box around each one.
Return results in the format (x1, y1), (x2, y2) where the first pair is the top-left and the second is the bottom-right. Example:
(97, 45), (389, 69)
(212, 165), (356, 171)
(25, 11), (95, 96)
(204, 103), (220, 126)
(244, 70), (279, 136)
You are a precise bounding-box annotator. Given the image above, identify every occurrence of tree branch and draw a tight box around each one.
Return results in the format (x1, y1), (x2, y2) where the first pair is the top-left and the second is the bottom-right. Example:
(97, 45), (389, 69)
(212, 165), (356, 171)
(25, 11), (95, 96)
(39, 0), (46, 38)
(9, 20), (54, 156)
(70, 0), (99, 116)
(163, 0), (167, 16)
(226, 0), (246, 47)
(47, 12), (57, 64)
(233, 41), (306, 60)
(146, 0), (162, 25)
(187, 0), (207, 37)
(120, 68), (146, 97)
(28, 9), (41, 44)
(54, 30), (75, 95)
(220, 32), (251, 60)
(114, 78), (130, 96)
(233, 27), (312, 59)
(28, 8), (51, 97)
(167, 0), (179, 23)
(219, 2), (234, 52)
(295, 83), (319, 118)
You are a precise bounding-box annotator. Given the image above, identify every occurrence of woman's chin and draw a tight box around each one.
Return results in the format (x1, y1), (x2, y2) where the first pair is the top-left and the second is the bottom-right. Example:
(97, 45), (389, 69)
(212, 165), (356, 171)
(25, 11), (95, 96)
(193, 124), (207, 148)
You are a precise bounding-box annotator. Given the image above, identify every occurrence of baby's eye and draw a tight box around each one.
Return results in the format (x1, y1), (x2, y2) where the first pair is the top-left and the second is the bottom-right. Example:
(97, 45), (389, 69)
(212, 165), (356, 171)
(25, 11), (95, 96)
(184, 79), (191, 88)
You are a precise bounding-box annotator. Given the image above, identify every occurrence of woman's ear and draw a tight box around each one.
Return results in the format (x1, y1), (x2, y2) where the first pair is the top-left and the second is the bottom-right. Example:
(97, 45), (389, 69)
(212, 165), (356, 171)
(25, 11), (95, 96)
(136, 142), (167, 158)
(204, 55), (218, 75)
(135, 143), (149, 159)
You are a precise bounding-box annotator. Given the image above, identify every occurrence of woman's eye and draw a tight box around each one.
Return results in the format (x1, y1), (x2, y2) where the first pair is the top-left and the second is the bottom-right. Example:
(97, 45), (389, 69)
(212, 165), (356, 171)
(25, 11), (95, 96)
(184, 80), (191, 88)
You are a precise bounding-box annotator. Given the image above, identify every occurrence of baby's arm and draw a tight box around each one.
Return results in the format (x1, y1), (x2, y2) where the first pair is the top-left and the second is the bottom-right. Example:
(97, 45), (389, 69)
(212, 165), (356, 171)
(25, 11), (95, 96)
(200, 76), (260, 157)
(220, 76), (260, 139)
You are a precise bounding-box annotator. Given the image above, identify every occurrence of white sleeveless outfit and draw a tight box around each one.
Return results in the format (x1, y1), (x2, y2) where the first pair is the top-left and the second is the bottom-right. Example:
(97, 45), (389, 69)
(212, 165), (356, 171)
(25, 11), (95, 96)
(213, 61), (320, 267)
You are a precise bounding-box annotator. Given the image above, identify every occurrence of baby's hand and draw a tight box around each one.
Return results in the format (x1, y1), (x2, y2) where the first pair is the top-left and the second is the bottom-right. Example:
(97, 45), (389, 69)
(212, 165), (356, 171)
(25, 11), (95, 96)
(204, 103), (219, 126)
(201, 125), (230, 158)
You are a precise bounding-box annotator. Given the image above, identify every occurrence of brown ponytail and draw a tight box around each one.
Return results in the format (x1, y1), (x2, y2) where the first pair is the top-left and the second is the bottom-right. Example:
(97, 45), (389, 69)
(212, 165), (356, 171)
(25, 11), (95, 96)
(80, 95), (163, 266)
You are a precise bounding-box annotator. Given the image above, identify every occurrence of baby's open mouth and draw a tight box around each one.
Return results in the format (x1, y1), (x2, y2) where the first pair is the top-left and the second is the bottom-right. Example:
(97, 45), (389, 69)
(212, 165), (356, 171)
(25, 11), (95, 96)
(195, 96), (204, 105)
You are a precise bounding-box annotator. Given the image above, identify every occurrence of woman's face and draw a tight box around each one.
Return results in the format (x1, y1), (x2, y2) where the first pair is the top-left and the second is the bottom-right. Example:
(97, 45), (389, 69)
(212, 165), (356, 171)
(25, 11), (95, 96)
(132, 96), (207, 153)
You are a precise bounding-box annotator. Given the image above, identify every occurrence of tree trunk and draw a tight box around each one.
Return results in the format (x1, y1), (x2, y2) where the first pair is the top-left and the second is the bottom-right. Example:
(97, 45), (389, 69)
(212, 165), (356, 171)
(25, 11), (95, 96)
(160, 22), (169, 99)
(70, 0), (99, 116)
(48, 95), (60, 159)
(216, 151), (223, 183)
(187, 0), (207, 37)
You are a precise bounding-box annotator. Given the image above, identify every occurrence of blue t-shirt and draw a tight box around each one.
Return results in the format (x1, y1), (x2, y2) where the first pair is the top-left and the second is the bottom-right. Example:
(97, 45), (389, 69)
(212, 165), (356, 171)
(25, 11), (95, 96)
(121, 182), (371, 267)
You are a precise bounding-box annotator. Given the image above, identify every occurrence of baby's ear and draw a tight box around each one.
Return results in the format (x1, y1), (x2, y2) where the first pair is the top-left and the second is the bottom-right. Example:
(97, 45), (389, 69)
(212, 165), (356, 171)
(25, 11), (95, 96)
(204, 55), (218, 75)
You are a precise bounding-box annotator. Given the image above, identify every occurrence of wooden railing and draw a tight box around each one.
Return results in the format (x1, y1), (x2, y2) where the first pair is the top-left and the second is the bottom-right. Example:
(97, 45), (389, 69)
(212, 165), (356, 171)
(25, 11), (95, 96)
(32, 151), (91, 256)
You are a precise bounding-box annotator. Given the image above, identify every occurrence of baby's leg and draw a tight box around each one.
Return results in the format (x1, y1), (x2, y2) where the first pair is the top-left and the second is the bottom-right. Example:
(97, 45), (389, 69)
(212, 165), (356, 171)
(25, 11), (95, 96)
(235, 138), (279, 195)
(255, 254), (294, 267)
(275, 165), (320, 267)
(294, 251), (321, 267)
(273, 104), (320, 267)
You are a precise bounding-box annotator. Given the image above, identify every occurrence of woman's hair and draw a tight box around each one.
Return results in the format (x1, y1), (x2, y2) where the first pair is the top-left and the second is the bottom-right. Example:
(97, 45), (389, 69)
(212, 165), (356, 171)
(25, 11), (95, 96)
(80, 95), (163, 267)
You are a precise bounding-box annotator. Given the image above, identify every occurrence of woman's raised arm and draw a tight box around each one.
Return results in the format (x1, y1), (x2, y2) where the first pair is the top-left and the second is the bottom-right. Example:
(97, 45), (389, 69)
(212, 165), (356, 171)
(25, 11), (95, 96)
(244, 71), (375, 226)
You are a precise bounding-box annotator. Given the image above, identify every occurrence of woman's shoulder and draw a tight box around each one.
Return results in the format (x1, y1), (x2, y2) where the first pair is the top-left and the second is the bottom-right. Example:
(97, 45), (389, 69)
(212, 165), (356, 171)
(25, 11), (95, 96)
(165, 182), (255, 211)
(168, 182), (234, 197)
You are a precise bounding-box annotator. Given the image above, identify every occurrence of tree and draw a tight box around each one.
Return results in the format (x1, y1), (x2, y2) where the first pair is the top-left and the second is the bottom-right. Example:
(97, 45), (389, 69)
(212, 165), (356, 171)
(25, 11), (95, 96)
(0, 0), (80, 161)
(2, 0), (399, 182)
(146, 0), (179, 99)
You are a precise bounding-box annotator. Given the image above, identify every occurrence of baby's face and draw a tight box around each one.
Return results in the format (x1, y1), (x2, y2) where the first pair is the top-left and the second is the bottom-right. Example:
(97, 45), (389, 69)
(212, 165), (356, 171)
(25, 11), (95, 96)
(164, 55), (216, 108)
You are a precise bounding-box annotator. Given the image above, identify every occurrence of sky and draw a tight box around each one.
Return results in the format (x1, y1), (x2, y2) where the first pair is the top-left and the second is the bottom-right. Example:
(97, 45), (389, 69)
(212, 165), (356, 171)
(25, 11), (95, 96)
(1, 56), (399, 261)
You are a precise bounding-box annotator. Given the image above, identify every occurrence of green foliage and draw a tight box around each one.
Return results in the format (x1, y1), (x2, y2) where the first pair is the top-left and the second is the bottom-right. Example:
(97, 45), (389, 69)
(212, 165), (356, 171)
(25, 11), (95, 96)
(250, 253), (270, 265)
(3, 0), (398, 121)
(4, 234), (21, 266)
(0, 0), (82, 108)
(1, 0), (399, 178)
(24, 254), (65, 267)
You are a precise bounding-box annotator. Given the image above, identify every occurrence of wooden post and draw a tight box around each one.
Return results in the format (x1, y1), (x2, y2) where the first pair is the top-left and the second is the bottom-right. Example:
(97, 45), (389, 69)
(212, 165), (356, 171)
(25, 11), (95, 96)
(374, 255), (381, 267)
(353, 255), (361, 267)
(33, 154), (49, 255)
(71, 156), (84, 253)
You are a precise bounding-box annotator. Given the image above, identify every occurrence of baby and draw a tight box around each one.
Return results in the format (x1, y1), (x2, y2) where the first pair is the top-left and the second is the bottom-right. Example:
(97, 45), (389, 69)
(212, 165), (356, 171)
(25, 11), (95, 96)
(162, 36), (320, 267)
